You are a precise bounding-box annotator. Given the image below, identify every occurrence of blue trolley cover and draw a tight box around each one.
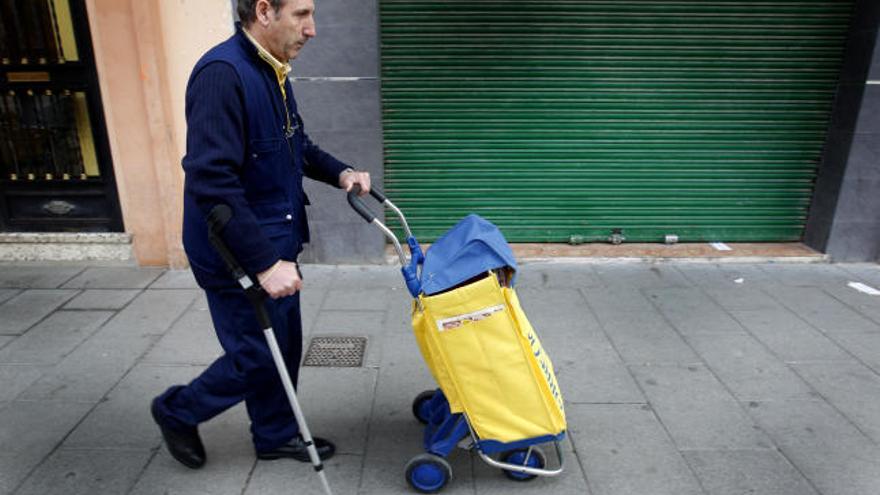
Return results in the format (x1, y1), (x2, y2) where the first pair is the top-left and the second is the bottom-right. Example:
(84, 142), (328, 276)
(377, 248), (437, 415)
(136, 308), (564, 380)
(420, 214), (517, 295)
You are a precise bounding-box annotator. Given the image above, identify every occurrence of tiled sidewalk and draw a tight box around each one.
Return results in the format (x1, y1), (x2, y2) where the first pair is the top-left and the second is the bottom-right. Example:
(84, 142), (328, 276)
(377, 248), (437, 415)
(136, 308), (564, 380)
(1, 261), (879, 494)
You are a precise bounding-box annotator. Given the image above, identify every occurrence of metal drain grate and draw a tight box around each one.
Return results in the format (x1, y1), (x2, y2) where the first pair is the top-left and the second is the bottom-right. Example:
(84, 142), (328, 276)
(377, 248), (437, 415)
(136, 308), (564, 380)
(303, 336), (367, 367)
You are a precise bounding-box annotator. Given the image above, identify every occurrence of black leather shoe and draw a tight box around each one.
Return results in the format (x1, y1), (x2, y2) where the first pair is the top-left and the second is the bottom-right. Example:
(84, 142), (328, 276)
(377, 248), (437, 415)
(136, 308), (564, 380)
(150, 398), (206, 469)
(256, 436), (336, 462)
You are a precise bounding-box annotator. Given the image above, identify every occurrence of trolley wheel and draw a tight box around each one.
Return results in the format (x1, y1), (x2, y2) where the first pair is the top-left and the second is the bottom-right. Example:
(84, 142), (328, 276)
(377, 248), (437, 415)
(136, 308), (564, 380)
(405, 453), (452, 493)
(412, 390), (436, 424)
(501, 447), (546, 482)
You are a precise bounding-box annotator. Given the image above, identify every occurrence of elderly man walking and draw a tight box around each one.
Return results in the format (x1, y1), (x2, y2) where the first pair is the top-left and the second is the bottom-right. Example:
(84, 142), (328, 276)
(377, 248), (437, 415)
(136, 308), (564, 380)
(150, 0), (370, 468)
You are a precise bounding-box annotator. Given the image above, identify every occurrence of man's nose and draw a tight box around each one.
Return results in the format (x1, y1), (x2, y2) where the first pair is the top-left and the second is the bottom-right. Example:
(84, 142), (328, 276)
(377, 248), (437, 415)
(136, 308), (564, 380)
(304, 16), (316, 38)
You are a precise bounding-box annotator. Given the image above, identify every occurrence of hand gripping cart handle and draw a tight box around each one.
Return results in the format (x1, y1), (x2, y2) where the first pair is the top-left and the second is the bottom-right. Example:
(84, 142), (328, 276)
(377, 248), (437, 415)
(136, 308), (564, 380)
(206, 204), (333, 495)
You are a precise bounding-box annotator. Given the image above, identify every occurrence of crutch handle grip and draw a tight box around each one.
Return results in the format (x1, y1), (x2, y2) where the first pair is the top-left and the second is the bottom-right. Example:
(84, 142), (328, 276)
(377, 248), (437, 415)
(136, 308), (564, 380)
(206, 204), (271, 328)
(206, 204), (247, 281)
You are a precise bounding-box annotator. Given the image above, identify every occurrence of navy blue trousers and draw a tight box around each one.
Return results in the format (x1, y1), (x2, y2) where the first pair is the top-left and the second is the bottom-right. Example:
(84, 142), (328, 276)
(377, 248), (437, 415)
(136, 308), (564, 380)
(154, 286), (302, 452)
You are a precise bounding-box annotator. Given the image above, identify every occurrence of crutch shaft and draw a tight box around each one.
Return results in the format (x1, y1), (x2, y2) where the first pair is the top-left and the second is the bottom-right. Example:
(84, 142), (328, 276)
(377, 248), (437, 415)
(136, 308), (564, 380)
(263, 327), (333, 495)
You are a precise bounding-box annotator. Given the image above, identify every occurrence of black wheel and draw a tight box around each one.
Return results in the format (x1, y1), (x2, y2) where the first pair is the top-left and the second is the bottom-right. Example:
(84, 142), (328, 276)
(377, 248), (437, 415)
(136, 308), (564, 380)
(405, 453), (452, 493)
(501, 447), (546, 482)
(412, 389), (436, 424)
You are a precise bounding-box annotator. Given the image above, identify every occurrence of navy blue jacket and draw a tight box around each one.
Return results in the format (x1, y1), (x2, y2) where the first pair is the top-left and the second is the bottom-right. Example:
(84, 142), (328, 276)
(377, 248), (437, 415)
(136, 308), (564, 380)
(182, 26), (349, 288)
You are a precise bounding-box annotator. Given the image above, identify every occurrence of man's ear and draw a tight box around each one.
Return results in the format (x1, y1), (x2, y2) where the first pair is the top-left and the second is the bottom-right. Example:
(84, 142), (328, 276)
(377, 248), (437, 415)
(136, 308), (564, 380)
(255, 0), (271, 26)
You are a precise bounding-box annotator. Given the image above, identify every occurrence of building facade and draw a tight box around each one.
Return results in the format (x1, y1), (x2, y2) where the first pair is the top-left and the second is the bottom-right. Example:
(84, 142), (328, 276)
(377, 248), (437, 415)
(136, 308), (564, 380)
(0, 0), (877, 265)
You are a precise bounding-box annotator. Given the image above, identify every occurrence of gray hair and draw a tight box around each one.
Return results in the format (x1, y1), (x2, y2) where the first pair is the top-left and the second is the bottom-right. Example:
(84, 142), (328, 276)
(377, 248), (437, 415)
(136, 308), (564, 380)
(237, 0), (285, 26)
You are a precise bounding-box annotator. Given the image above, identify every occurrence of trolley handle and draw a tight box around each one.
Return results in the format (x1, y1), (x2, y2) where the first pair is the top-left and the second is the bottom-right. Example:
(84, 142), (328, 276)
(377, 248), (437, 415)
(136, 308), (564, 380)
(346, 186), (378, 223)
(346, 185), (387, 223)
(345, 185), (425, 298)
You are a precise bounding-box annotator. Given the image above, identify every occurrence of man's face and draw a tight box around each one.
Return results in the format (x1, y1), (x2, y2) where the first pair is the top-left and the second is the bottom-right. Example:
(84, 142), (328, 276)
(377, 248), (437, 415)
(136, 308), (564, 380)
(261, 0), (316, 61)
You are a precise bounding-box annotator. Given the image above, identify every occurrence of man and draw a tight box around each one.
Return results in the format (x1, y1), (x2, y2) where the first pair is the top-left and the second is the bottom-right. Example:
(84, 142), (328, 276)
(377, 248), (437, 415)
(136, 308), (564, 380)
(150, 0), (370, 469)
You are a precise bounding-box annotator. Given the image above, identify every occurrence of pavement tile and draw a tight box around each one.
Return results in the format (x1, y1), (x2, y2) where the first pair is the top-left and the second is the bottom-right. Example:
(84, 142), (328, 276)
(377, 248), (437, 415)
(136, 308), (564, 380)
(299, 264), (338, 289)
(99, 289), (200, 338)
(831, 332), (880, 374)
(0, 400), (93, 458)
(567, 403), (703, 495)
(295, 367), (378, 455)
(0, 289), (79, 335)
(629, 365), (772, 450)
(330, 265), (403, 290)
(0, 311), (112, 365)
(747, 399), (880, 495)
(581, 286), (653, 317)
(839, 263), (880, 287)
(383, 290), (415, 338)
(596, 310), (700, 365)
(322, 288), (392, 311)
(142, 307), (221, 366)
(715, 264), (778, 285)
(791, 361), (880, 444)
(148, 269), (199, 289)
(703, 285), (783, 311)
(593, 263), (692, 289)
(536, 328), (623, 366)
(518, 288), (604, 336)
(60, 267), (165, 289)
(14, 448), (153, 495)
(675, 263), (755, 288)
(18, 332), (156, 402)
(516, 262), (602, 289)
(0, 265), (84, 289)
(129, 404), (255, 495)
(301, 288), (328, 335)
(0, 365), (45, 402)
(729, 309), (853, 363)
(557, 362), (644, 405)
(0, 289), (19, 304)
(686, 333), (817, 402)
(644, 288), (744, 335)
(682, 449), (819, 495)
(0, 452), (40, 494)
(62, 289), (140, 310)
(769, 287), (880, 334)
(759, 263), (857, 287)
(20, 291), (197, 401)
(64, 364), (202, 450)
(244, 453), (361, 495)
(472, 438), (590, 495)
(822, 283), (880, 326)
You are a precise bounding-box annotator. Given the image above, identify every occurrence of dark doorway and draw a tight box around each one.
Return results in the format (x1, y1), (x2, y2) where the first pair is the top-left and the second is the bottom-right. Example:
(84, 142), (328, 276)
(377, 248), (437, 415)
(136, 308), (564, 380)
(0, 0), (122, 232)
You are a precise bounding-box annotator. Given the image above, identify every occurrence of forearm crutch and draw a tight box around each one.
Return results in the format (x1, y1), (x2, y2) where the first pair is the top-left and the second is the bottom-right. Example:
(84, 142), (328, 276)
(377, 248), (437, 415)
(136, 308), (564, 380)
(206, 204), (332, 495)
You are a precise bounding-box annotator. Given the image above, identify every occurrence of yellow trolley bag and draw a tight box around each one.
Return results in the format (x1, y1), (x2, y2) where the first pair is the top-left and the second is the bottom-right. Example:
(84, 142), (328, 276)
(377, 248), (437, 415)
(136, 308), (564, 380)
(346, 187), (566, 494)
(412, 274), (566, 443)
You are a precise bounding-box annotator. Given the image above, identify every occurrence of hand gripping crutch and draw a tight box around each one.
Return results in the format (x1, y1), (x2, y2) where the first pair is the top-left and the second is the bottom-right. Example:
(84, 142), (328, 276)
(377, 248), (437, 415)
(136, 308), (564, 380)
(206, 204), (333, 495)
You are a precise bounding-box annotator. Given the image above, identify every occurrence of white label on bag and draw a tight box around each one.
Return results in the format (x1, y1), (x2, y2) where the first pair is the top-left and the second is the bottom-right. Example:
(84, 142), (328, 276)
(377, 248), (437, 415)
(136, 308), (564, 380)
(436, 304), (505, 332)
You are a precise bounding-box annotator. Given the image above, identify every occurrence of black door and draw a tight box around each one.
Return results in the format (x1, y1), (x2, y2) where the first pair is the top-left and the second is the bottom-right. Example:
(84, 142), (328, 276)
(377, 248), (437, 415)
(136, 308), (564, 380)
(0, 0), (122, 232)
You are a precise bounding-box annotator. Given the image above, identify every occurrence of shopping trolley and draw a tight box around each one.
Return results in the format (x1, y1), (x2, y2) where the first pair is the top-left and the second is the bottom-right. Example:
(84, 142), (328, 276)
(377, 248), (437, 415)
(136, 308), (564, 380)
(348, 187), (566, 493)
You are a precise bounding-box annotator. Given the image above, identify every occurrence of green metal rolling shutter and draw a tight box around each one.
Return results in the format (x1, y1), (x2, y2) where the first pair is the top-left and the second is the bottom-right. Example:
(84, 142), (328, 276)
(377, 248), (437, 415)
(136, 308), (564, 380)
(379, 0), (852, 242)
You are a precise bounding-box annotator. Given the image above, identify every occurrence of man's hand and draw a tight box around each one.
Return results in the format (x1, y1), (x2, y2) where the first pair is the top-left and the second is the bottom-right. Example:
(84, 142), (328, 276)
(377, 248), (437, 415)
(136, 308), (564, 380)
(257, 260), (302, 299)
(339, 169), (371, 196)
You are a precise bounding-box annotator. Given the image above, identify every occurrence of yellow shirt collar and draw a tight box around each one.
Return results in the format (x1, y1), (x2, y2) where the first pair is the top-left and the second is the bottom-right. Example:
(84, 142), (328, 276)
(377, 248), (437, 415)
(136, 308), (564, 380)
(242, 28), (291, 97)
